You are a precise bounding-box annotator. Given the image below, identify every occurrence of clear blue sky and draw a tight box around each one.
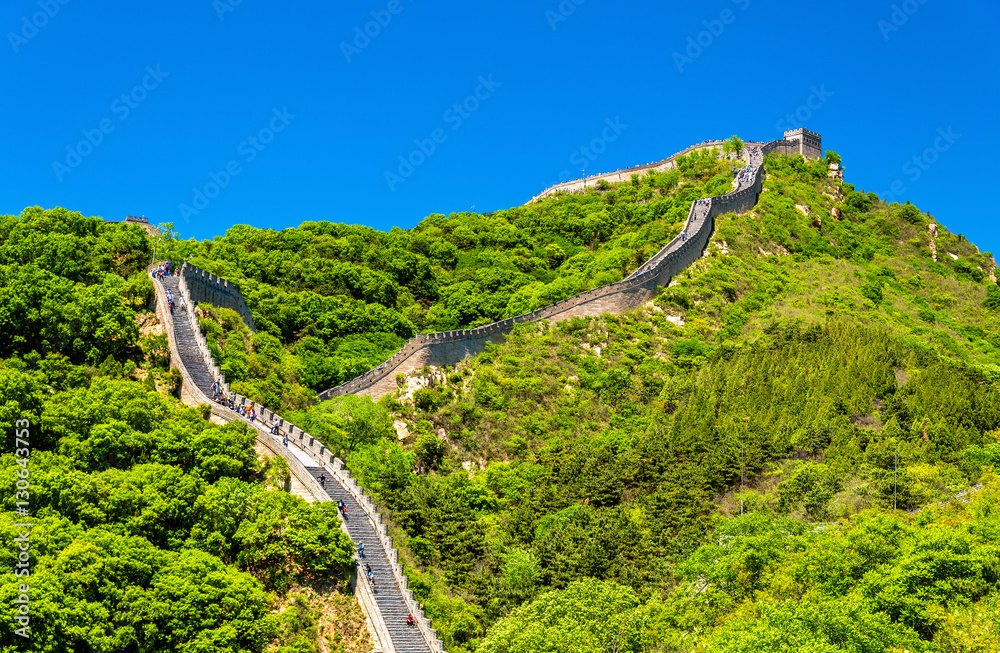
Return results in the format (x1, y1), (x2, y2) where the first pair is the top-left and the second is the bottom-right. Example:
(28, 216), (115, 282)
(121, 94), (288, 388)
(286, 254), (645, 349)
(2, 0), (997, 252)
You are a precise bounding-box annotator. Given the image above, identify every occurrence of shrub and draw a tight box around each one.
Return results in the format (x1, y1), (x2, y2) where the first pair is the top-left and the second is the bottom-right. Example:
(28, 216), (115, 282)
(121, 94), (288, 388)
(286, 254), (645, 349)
(984, 285), (1000, 311)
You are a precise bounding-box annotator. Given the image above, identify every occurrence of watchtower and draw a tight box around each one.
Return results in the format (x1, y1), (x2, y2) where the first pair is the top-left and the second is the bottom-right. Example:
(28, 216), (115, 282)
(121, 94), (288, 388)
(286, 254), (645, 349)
(783, 128), (822, 160)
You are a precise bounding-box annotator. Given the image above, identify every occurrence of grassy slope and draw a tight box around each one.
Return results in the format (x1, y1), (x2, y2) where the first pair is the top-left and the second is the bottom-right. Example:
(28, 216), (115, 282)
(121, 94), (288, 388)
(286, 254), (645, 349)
(327, 153), (1000, 651)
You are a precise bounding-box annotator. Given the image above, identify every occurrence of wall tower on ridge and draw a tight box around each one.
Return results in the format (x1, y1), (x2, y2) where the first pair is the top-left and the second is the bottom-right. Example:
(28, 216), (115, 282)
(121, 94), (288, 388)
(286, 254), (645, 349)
(783, 128), (822, 160)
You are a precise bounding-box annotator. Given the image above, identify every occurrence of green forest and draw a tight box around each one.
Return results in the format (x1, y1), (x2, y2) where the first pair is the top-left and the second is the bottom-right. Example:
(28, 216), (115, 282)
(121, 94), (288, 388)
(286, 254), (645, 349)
(0, 211), (364, 652)
(3, 145), (1000, 652)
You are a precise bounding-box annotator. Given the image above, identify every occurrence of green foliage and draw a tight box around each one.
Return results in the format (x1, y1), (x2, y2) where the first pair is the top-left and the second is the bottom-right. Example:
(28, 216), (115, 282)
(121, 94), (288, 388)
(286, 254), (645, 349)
(775, 461), (842, 519)
(0, 327), (355, 653)
(232, 493), (353, 592)
(861, 278), (884, 304)
(984, 284), (1000, 311)
(169, 156), (734, 407)
(898, 201), (922, 224)
(479, 580), (647, 653)
(290, 394), (394, 458)
(11, 149), (1000, 652)
(0, 523), (276, 653)
(0, 391), (350, 651)
(963, 443), (1000, 471)
(346, 442), (415, 499)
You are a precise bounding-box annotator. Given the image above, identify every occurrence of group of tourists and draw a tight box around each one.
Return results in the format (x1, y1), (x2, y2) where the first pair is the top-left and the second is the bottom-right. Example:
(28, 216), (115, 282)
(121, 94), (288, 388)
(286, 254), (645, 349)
(216, 391), (259, 423)
(151, 261), (177, 281)
(734, 163), (757, 186)
(164, 289), (184, 315)
(729, 146), (764, 189)
(233, 402), (256, 423)
(151, 262), (186, 315)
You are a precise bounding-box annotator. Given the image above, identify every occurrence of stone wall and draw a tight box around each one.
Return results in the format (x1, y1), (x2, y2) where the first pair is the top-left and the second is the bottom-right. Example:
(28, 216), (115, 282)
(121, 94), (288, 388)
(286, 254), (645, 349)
(783, 128), (822, 160)
(527, 139), (731, 202)
(164, 132), (818, 653)
(159, 262), (444, 652)
(182, 263), (257, 332)
(317, 140), (772, 401)
(218, 391), (447, 652)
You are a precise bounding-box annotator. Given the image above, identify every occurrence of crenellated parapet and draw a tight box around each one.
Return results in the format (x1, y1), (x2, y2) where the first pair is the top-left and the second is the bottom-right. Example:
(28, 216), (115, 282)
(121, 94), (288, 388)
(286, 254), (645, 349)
(317, 138), (782, 400)
(527, 139), (732, 202)
(165, 130), (820, 653)
(181, 263), (257, 332)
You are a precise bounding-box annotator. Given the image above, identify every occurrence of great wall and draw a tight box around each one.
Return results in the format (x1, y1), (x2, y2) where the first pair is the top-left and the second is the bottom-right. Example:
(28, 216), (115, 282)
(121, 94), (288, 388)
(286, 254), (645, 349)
(314, 129), (819, 400)
(153, 264), (445, 653)
(153, 129), (822, 653)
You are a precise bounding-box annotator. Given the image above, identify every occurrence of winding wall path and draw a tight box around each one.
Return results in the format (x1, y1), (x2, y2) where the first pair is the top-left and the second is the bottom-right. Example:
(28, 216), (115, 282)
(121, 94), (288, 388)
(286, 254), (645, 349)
(156, 134), (813, 653)
(152, 267), (442, 653)
(317, 141), (774, 400)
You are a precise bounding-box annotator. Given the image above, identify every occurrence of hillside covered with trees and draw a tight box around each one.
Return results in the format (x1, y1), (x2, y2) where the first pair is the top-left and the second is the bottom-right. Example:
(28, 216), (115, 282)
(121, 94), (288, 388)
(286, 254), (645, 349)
(0, 211), (365, 652)
(226, 149), (1000, 652)
(4, 144), (1000, 653)
(159, 147), (737, 408)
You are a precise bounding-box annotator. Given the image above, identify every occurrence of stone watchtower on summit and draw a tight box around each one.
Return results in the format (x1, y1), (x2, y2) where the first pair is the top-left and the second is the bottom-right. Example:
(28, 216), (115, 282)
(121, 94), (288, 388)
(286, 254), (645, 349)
(783, 128), (822, 160)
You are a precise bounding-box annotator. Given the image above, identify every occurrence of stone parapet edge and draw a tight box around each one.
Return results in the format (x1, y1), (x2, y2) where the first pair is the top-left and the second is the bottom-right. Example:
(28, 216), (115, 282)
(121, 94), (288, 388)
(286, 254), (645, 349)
(318, 140), (782, 400)
(166, 135), (813, 653)
(148, 263), (397, 653)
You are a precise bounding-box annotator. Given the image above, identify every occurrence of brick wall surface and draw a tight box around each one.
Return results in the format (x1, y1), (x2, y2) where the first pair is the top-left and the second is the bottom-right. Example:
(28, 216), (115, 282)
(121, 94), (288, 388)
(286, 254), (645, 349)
(317, 139), (782, 401)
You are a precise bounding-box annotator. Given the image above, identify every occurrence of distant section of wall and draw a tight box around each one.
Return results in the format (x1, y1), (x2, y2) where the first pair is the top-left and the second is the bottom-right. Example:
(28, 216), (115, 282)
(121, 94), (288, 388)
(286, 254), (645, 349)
(318, 139), (778, 401)
(104, 216), (160, 237)
(527, 139), (730, 202)
(177, 133), (818, 402)
(181, 263), (257, 332)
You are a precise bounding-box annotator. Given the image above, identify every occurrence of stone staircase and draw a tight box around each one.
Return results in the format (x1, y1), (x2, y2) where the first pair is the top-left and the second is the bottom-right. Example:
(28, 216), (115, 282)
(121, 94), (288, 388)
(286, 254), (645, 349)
(162, 277), (217, 396)
(304, 466), (431, 653)
(155, 137), (793, 653)
(160, 274), (431, 652)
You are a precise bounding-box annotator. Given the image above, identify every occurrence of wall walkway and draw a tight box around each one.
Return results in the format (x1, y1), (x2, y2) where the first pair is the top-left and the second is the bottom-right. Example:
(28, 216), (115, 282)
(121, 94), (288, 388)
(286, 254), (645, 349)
(150, 263), (443, 653)
(155, 135), (806, 653)
(318, 141), (776, 400)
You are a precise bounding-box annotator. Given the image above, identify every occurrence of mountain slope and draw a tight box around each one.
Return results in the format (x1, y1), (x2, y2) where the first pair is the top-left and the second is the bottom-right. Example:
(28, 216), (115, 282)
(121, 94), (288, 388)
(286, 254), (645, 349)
(302, 150), (1000, 652)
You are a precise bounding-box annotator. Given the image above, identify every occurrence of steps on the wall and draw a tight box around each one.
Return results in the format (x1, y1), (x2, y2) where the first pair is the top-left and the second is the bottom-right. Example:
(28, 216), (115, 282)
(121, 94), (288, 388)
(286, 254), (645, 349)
(161, 282), (434, 652)
(160, 138), (788, 653)
(305, 466), (431, 653)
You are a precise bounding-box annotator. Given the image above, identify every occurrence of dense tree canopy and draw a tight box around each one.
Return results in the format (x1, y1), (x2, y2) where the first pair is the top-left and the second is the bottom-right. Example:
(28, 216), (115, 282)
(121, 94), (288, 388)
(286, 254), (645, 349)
(6, 147), (1000, 652)
(0, 209), (358, 652)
